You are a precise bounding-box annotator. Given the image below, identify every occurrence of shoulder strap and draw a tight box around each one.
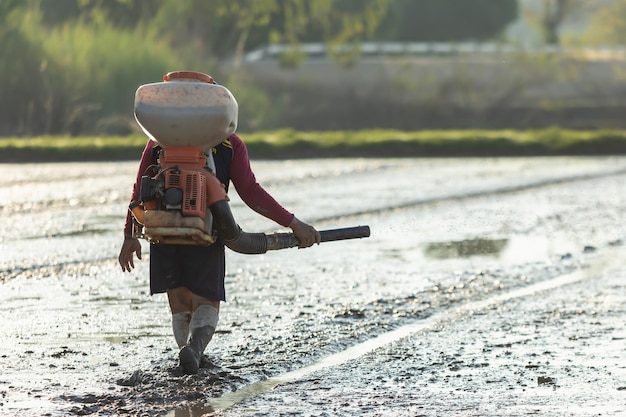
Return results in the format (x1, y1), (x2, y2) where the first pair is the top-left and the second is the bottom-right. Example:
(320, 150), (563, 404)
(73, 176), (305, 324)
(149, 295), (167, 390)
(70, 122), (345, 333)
(151, 144), (162, 162)
(212, 140), (234, 191)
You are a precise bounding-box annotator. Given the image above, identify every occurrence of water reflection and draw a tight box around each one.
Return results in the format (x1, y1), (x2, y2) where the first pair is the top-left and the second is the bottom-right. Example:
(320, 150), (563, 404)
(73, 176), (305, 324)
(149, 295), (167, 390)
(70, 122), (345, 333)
(423, 238), (508, 259)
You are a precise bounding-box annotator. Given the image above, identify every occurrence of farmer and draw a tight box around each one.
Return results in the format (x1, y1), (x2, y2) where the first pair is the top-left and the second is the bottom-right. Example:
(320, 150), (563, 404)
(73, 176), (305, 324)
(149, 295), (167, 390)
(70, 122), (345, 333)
(118, 134), (320, 374)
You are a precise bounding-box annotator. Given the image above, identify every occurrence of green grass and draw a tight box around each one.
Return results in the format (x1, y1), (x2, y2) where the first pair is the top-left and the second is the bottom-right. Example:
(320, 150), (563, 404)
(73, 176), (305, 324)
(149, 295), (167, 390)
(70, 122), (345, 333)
(2, 128), (626, 162)
(0, 135), (148, 162)
(239, 128), (626, 157)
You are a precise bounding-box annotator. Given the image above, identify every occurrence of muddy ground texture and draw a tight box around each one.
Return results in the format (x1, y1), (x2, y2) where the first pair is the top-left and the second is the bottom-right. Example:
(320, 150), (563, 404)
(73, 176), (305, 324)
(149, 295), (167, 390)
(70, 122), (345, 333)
(0, 157), (625, 416)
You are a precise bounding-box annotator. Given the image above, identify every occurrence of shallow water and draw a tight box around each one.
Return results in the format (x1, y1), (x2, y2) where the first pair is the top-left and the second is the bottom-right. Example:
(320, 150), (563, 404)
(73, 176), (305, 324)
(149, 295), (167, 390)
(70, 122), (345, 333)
(0, 156), (625, 416)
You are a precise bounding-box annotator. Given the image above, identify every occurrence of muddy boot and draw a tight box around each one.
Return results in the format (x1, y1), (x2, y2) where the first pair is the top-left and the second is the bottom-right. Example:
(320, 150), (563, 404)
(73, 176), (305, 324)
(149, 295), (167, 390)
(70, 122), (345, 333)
(179, 325), (215, 374)
(179, 304), (219, 374)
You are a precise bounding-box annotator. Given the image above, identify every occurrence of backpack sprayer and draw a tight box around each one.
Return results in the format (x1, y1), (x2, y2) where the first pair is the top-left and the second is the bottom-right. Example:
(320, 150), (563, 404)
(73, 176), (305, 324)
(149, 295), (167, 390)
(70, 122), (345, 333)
(128, 71), (369, 253)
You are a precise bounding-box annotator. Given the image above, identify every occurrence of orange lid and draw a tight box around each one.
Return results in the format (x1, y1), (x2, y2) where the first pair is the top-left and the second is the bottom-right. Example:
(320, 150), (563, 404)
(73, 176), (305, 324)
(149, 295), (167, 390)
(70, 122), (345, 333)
(163, 71), (214, 84)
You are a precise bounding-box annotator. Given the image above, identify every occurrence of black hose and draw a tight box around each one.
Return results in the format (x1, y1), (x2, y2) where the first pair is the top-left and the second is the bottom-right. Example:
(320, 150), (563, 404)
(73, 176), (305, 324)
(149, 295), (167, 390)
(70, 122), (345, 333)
(210, 200), (268, 254)
(265, 226), (370, 250)
(210, 200), (371, 253)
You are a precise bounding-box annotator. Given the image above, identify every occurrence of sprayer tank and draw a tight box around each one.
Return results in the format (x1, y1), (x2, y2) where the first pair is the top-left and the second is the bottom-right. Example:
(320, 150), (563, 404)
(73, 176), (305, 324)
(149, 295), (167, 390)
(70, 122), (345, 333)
(134, 79), (238, 149)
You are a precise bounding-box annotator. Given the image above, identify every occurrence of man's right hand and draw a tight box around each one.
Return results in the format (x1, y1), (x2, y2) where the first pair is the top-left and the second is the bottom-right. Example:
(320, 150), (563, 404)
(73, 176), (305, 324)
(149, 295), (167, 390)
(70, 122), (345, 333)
(118, 237), (142, 272)
(289, 216), (321, 249)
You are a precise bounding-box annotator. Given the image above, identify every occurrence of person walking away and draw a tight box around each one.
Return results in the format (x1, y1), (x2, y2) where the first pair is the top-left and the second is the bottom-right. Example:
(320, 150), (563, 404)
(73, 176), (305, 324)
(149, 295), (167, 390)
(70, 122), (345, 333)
(118, 134), (320, 374)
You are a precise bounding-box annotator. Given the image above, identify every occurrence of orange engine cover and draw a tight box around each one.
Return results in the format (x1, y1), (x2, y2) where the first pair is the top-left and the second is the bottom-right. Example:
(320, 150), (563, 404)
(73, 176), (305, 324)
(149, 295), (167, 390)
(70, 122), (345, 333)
(159, 146), (207, 169)
(164, 169), (208, 218)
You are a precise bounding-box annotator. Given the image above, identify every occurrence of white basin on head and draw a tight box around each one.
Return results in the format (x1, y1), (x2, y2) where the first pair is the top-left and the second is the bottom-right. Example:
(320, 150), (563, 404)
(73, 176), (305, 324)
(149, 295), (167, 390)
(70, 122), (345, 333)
(134, 77), (238, 149)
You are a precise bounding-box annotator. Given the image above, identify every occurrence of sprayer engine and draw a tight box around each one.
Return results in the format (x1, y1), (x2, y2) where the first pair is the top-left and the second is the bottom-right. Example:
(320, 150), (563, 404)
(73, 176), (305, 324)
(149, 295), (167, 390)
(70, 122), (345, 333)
(142, 147), (210, 217)
(131, 145), (228, 245)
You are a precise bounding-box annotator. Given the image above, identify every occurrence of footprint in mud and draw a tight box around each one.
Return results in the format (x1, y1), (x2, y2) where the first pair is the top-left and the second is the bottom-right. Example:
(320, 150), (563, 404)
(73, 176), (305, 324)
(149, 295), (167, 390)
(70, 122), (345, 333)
(537, 375), (557, 386)
(55, 355), (252, 416)
(116, 370), (143, 387)
(85, 356), (251, 415)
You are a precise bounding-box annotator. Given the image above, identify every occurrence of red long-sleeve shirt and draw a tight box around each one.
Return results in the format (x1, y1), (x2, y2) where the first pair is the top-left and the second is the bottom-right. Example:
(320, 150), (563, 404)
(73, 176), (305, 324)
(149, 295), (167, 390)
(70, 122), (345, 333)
(123, 134), (294, 236)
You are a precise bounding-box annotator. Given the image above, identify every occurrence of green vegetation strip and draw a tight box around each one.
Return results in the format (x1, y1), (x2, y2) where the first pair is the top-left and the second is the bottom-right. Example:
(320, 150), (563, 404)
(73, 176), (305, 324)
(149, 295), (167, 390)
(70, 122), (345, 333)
(2, 128), (626, 162)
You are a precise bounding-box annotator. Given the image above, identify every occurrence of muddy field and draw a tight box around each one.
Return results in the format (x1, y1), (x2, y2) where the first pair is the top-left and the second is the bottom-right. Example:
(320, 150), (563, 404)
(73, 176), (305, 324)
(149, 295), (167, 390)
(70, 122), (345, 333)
(0, 156), (625, 416)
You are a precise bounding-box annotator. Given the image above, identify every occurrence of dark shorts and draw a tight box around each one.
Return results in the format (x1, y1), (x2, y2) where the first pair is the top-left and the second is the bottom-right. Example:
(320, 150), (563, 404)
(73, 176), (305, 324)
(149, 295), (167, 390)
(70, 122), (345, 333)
(149, 243), (226, 301)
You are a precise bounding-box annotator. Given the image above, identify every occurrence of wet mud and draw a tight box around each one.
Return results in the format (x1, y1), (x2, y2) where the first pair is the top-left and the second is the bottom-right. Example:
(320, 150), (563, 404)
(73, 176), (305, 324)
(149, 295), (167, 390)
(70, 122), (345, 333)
(231, 252), (626, 417)
(1, 157), (625, 416)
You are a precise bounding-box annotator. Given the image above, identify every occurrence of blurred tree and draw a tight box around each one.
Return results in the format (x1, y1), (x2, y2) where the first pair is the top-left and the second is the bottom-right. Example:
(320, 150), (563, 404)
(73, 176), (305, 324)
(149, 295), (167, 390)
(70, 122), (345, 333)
(148, 0), (390, 66)
(375, 0), (518, 42)
(0, 1), (51, 135)
(150, 0), (276, 60)
(522, 0), (596, 45)
(217, 0), (279, 68)
(0, 0), (180, 135)
(582, 0), (626, 45)
(0, 0), (22, 19)
(28, 0), (517, 60)
(276, 0), (391, 67)
(542, 0), (568, 44)
(38, 0), (162, 28)
(538, 0), (583, 44)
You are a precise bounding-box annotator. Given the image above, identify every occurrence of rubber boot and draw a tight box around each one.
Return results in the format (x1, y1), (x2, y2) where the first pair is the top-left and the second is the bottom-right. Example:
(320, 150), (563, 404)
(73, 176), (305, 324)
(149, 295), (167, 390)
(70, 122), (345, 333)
(179, 325), (215, 374)
(172, 311), (191, 349)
